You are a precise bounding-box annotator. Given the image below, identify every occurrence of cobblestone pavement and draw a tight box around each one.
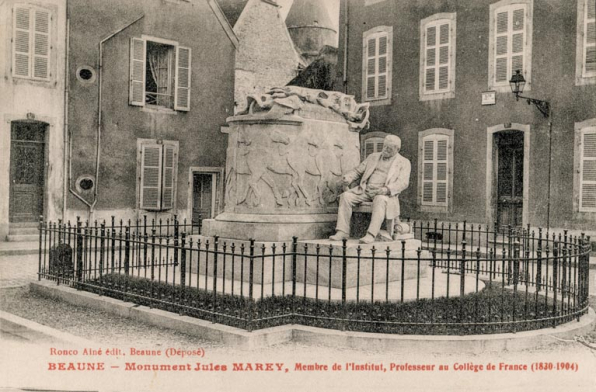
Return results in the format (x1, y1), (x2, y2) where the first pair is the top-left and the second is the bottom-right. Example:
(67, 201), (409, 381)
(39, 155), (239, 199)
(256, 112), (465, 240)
(0, 254), (39, 289)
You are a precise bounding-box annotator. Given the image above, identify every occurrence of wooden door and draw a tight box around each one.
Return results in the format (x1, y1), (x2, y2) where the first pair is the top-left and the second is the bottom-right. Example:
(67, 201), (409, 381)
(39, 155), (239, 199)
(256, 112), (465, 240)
(192, 173), (214, 229)
(496, 132), (523, 233)
(9, 122), (46, 223)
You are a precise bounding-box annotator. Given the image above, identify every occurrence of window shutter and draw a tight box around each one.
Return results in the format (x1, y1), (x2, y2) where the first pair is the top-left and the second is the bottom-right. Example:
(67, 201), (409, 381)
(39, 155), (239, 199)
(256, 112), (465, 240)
(175, 46), (191, 111)
(422, 135), (449, 205)
(130, 38), (146, 107)
(436, 139), (448, 204)
(423, 19), (452, 95)
(140, 144), (162, 210)
(32, 9), (50, 79)
(422, 139), (435, 203)
(13, 6), (31, 78)
(364, 31), (390, 100)
(585, 0), (596, 75)
(365, 140), (374, 157)
(493, 5), (527, 86)
(580, 129), (596, 211)
(161, 144), (177, 210)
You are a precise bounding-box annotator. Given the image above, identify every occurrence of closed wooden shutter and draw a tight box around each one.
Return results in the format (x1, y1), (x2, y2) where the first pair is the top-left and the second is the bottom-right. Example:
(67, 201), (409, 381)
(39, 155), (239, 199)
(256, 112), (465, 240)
(129, 38), (146, 107)
(33, 8), (50, 79)
(423, 20), (452, 93)
(140, 144), (162, 210)
(161, 144), (177, 209)
(494, 5), (526, 85)
(584, 0), (596, 75)
(422, 134), (449, 206)
(13, 6), (31, 77)
(175, 46), (191, 111)
(580, 128), (596, 211)
(363, 31), (390, 100)
(363, 137), (385, 158)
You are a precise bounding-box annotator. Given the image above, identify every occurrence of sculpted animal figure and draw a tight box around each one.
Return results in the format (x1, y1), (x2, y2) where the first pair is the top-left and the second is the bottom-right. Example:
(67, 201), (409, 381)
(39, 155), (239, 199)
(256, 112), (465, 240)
(235, 131), (313, 208)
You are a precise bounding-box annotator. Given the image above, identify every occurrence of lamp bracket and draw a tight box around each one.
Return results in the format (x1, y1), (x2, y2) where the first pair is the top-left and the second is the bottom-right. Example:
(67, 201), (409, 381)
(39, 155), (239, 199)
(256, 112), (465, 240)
(515, 93), (550, 118)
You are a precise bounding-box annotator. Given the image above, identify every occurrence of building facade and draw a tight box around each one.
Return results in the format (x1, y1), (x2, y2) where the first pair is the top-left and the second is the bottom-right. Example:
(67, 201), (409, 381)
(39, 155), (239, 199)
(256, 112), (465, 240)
(64, 0), (237, 227)
(0, 0), (67, 240)
(337, 0), (596, 235)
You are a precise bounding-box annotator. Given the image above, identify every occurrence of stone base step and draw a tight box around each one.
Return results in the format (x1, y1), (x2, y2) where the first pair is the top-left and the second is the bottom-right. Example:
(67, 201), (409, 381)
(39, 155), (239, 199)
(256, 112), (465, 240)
(8, 227), (38, 236)
(5, 234), (39, 242)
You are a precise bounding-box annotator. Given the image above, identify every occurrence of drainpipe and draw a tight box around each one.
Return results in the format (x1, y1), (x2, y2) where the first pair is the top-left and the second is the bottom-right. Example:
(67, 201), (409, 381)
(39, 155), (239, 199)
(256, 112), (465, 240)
(65, 5), (93, 215)
(89, 14), (144, 221)
(342, 0), (349, 94)
(546, 107), (553, 231)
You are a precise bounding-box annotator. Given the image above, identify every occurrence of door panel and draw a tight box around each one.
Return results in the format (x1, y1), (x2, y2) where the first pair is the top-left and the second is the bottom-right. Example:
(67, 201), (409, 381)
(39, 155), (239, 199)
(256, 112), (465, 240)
(496, 132), (523, 233)
(10, 122), (45, 223)
(192, 173), (213, 229)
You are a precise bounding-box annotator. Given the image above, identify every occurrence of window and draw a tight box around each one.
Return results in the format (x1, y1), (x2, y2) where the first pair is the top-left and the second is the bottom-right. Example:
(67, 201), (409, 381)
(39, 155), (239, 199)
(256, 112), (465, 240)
(488, 0), (533, 92)
(362, 26), (392, 105)
(130, 36), (191, 111)
(137, 140), (179, 211)
(574, 119), (596, 213)
(12, 4), (51, 80)
(418, 129), (454, 213)
(361, 132), (387, 159)
(420, 13), (456, 101)
(576, 0), (596, 85)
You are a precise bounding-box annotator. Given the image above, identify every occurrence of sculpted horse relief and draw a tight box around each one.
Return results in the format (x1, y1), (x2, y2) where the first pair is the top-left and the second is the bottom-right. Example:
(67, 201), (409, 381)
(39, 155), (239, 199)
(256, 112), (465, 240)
(233, 130), (343, 208)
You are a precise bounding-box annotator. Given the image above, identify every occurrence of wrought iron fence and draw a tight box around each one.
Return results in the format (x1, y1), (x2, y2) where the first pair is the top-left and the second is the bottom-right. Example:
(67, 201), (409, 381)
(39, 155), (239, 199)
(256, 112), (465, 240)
(38, 217), (591, 335)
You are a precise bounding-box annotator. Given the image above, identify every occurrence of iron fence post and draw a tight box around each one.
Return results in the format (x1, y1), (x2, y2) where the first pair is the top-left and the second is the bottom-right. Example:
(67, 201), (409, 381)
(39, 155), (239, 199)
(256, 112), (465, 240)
(342, 237), (348, 331)
(248, 238), (255, 332)
(212, 235), (219, 324)
(38, 215), (43, 280)
(75, 217), (83, 284)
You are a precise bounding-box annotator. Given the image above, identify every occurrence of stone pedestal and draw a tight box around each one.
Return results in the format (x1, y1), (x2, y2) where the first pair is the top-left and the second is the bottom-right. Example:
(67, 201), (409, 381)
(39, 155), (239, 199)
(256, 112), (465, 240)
(295, 235), (430, 289)
(188, 235), (292, 285)
(203, 87), (368, 242)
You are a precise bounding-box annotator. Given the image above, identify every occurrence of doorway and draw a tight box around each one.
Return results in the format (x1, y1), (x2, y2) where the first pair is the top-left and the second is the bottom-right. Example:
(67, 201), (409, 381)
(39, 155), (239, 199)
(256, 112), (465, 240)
(9, 121), (47, 223)
(495, 131), (524, 232)
(192, 172), (217, 231)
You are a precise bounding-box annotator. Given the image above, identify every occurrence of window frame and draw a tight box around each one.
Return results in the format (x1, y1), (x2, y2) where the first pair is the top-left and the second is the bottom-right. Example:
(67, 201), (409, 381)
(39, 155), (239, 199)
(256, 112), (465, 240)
(418, 128), (454, 214)
(361, 131), (388, 160)
(419, 13), (457, 101)
(576, 0), (596, 85)
(362, 26), (393, 106)
(574, 118), (596, 215)
(136, 139), (179, 212)
(488, 0), (533, 93)
(129, 35), (191, 111)
(12, 3), (53, 81)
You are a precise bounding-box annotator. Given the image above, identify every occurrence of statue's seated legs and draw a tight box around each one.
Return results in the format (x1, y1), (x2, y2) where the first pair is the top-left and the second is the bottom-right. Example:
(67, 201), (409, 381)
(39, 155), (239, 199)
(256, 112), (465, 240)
(330, 191), (391, 243)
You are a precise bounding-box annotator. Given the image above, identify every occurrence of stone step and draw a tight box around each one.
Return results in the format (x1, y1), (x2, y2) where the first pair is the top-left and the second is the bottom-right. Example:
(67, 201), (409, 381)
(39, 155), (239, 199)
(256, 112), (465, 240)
(0, 241), (42, 256)
(5, 234), (39, 242)
(8, 227), (38, 236)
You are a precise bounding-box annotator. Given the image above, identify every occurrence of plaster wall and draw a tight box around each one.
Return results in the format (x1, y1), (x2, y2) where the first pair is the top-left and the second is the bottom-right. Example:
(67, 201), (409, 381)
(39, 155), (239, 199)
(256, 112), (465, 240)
(338, 0), (596, 233)
(0, 0), (67, 239)
(66, 0), (236, 225)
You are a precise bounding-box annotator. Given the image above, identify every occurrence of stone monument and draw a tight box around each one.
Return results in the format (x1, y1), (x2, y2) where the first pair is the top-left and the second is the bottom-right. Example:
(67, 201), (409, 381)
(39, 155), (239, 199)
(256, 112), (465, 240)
(199, 86), (428, 290)
(202, 86), (369, 241)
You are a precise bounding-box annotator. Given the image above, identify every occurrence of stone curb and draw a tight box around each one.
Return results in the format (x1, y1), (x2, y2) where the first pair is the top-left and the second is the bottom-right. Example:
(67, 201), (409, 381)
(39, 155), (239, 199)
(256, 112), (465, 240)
(30, 281), (595, 354)
(0, 309), (96, 347)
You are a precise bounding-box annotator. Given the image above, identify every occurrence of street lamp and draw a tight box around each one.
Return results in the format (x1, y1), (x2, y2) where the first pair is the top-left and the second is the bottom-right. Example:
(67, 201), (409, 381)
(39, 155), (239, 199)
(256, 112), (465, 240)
(509, 69), (553, 229)
(509, 70), (550, 118)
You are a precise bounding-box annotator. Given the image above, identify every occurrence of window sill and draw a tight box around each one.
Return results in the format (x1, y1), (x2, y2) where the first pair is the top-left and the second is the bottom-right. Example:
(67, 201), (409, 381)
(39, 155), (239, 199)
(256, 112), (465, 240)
(419, 91), (455, 102)
(141, 106), (178, 115)
(364, 0), (386, 5)
(419, 204), (450, 214)
(365, 97), (392, 107)
(488, 83), (531, 94)
(575, 76), (596, 86)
